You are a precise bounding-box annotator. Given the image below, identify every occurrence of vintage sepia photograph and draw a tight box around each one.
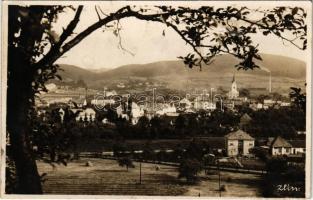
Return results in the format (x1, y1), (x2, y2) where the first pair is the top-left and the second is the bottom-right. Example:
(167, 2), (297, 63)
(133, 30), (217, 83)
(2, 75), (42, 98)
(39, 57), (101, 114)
(0, 1), (312, 198)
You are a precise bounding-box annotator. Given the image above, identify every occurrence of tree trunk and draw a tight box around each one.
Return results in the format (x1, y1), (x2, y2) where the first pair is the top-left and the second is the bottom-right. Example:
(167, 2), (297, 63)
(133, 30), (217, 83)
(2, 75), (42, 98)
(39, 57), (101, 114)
(7, 74), (43, 194)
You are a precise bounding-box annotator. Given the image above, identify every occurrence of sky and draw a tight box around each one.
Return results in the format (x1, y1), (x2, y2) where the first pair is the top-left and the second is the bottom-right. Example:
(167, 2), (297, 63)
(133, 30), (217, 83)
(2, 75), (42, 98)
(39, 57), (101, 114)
(51, 1), (311, 70)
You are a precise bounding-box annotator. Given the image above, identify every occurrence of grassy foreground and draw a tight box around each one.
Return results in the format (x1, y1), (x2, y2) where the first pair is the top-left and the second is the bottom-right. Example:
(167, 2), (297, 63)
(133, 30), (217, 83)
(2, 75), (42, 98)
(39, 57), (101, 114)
(37, 158), (263, 197)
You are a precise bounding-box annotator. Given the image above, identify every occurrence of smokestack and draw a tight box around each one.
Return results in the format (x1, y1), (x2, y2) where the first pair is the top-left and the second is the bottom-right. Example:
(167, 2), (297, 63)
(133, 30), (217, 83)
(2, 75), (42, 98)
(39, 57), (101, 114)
(260, 67), (271, 93)
(269, 72), (272, 93)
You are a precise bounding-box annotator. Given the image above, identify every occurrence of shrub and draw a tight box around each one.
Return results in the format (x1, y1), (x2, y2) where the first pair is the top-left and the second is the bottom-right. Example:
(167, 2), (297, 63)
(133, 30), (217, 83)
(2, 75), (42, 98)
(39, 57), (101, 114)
(178, 158), (202, 184)
(117, 157), (135, 171)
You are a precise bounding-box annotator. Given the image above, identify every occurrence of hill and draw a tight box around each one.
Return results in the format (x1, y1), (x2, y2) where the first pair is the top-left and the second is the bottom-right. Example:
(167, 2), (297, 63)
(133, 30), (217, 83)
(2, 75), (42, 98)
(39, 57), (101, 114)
(56, 54), (306, 93)
(96, 54), (305, 79)
(56, 64), (99, 82)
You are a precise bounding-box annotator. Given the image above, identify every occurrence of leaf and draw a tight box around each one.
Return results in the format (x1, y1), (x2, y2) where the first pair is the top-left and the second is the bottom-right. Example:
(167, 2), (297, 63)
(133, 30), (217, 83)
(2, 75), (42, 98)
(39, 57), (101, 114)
(303, 39), (307, 50)
(292, 7), (298, 15)
(263, 31), (270, 36)
(267, 14), (276, 23)
(242, 11), (250, 15)
(55, 74), (62, 80)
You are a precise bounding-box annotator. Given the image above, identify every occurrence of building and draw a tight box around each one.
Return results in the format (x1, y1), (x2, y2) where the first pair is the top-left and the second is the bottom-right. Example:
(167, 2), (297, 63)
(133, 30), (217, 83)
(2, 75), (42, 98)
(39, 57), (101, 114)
(263, 99), (276, 107)
(223, 99), (235, 110)
(225, 129), (254, 156)
(202, 101), (217, 110)
(91, 98), (115, 107)
(155, 103), (177, 116)
(104, 89), (117, 97)
(228, 75), (239, 99)
(45, 83), (57, 92)
(267, 136), (292, 156)
(179, 98), (192, 109)
(239, 113), (252, 127)
(76, 108), (96, 122)
(131, 102), (145, 125)
(289, 140), (306, 155)
(58, 108), (65, 122)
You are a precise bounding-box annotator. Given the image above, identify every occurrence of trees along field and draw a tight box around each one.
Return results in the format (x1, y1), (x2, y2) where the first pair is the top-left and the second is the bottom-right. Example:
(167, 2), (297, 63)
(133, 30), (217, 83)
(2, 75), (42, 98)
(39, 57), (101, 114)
(7, 5), (307, 193)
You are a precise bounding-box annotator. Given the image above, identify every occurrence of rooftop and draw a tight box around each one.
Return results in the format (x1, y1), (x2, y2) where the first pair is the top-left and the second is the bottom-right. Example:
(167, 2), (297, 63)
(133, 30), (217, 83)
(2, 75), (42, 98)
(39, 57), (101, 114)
(225, 129), (254, 140)
(270, 136), (292, 148)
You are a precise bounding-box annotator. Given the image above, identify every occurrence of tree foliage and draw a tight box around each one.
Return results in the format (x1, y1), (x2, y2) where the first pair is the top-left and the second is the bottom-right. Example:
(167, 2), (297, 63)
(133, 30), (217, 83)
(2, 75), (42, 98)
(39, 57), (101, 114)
(178, 158), (202, 184)
(289, 87), (306, 112)
(117, 157), (135, 171)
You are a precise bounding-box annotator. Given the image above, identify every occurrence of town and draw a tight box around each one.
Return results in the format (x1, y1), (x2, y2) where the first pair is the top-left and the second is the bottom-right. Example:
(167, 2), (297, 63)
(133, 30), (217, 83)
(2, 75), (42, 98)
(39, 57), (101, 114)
(26, 74), (306, 197)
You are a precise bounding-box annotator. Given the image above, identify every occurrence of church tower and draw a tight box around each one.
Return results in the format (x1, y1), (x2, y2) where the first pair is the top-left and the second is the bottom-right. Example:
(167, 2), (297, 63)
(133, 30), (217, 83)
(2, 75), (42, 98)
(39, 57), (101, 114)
(228, 74), (239, 99)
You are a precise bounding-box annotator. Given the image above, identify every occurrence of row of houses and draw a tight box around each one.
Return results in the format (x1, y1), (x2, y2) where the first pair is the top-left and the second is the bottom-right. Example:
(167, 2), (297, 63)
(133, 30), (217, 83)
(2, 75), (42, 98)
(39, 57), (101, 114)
(224, 130), (305, 157)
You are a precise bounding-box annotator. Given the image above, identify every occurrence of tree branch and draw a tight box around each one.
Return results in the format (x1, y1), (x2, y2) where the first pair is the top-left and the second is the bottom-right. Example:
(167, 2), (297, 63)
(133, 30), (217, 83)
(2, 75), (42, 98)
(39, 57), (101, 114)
(32, 5), (306, 71)
(33, 6), (179, 69)
(34, 5), (83, 69)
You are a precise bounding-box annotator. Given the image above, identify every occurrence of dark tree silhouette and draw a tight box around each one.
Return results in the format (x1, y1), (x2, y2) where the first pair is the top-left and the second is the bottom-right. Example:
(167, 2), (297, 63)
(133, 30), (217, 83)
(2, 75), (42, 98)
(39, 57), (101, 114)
(117, 157), (135, 171)
(178, 158), (202, 184)
(290, 87), (306, 112)
(7, 4), (307, 193)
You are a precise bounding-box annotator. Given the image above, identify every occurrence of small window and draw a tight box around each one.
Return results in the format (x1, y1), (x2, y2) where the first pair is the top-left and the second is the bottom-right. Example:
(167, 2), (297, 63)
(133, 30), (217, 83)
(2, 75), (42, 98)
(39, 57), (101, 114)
(229, 143), (233, 146)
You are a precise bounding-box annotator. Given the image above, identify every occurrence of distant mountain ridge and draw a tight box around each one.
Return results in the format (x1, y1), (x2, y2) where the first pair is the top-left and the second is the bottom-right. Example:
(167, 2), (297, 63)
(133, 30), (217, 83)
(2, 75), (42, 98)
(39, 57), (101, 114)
(56, 54), (306, 92)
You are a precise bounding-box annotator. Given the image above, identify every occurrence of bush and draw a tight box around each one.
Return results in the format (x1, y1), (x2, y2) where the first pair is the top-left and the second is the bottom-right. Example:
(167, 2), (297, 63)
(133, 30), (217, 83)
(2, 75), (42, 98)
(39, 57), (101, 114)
(262, 157), (305, 197)
(178, 158), (202, 184)
(249, 147), (270, 162)
(117, 157), (135, 171)
(5, 155), (18, 194)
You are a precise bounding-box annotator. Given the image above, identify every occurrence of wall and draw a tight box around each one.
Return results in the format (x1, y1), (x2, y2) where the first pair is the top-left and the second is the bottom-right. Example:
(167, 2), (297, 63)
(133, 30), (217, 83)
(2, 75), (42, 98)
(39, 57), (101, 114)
(272, 147), (292, 155)
(227, 139), (238, 156)
(292, 147), (305, 154)
(243, 140), (254, 155)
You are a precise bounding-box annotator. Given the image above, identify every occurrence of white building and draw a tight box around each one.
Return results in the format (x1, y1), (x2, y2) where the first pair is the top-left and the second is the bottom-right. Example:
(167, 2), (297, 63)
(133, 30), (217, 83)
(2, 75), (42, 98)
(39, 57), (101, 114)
(267, 136), (292, 156)
(104, 90), (118, 97)
(131, 102), (145, 124)
(156, 104), (177, 115)
(225, 130), (255, 156)
(45, 83), (57, 92)
(228, 75), (239, 99)
(76, 108), (96, 122)
(202, 101), (216, 110)
(91, 99), (115, 106)
(179, 98), (192, 109)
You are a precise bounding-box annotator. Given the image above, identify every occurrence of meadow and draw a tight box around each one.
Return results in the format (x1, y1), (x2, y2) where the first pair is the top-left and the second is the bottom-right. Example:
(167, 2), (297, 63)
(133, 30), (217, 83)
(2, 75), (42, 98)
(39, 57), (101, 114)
(37, 158), (263, 197)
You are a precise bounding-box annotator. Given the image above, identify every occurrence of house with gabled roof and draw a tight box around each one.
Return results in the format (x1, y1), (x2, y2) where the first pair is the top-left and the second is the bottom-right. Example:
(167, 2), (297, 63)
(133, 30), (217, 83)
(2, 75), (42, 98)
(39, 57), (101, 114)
(268, 136), (292, 156)
(239, 113), (252, 126)
(225, 129), (254, 156)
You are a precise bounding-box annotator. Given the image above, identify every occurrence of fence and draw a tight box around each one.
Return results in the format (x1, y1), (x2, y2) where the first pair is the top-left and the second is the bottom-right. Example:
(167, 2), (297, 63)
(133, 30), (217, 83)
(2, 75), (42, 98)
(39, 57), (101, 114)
(79, 152), (267, 175)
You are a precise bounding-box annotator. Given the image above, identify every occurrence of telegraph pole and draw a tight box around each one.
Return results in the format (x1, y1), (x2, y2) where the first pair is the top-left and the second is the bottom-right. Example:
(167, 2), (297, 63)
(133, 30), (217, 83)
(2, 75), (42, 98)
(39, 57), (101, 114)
(139, 161), (142, 184)
(269, 71), (272, 93)
(218, 159), (221, 197)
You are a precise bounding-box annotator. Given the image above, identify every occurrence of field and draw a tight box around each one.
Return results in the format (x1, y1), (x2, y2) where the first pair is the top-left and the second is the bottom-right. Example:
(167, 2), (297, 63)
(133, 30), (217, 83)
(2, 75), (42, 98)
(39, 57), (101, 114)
(37, 158), (263, 197)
